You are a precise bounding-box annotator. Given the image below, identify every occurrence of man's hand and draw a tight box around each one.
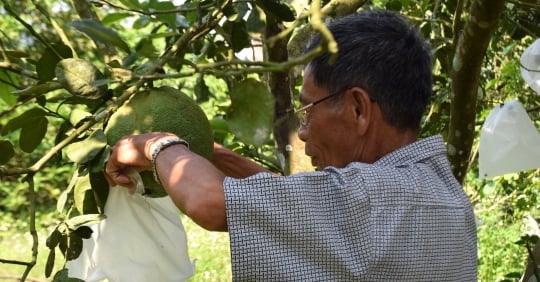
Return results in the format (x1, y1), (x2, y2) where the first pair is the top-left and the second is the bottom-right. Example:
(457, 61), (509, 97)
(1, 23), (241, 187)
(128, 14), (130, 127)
(105, 132), (178, 189)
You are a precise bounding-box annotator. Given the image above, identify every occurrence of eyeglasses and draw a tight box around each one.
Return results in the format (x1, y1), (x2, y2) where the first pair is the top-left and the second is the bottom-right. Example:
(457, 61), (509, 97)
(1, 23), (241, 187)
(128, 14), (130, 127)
(294, 92), (342, 127)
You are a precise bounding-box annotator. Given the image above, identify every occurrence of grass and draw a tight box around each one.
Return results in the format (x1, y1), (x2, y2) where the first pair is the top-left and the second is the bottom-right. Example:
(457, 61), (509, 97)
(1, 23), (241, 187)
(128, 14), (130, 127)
(0, 214), (231, 282)
(476, 201), (529, 282)
(183, 216), (232, 282)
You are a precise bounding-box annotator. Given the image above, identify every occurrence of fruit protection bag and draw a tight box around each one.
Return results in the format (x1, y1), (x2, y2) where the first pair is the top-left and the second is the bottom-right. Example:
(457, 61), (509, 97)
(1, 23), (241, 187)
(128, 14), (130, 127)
(479, 99), (540, 178)
(67, 171), (194, 282)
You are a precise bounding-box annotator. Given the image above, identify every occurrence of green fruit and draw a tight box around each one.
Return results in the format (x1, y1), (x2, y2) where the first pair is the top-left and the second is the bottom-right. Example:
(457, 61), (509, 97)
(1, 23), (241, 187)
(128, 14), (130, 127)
(55, 58), (108, 99)
(104, 86), (214, 197)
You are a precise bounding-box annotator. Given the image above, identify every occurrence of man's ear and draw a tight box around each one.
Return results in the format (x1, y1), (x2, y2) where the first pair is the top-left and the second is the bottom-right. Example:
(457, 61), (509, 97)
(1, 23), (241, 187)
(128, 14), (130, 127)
(348, 87), (372, 136)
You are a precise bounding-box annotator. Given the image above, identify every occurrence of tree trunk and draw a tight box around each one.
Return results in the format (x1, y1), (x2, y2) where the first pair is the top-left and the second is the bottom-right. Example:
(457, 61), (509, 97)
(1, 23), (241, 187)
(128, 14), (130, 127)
(265, 18), (297, 175)
(447, 0), (506, 183)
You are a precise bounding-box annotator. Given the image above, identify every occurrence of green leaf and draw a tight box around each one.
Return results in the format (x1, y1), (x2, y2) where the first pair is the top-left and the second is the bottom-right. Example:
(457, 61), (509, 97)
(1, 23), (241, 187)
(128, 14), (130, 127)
(246, 6), (265, 34)
(74, 174), (91, 214)
(65, 214), (105, 230)
(68, 108), (92, 127)
(1, 108), (46, 135)
(210, 117), (231, 141)
(223, 3), (239, 21)
(36, 43), (73, 83)
(227, 78), (274, 146)
(57, 169), (80, 213)
(73, 171), (102, 214)
(194, 75), (212, 102)
(55, 58), (108, 99)
(118, 0), (143, 10)
(66, 233), (83, 260)
(101, 12), (132, 26)
(56, 189), (69, 214)
(88, 146), (110, 173)
(0, 140), (14, 164)
(135, 38), (158, 58)
(0, 71), (18, 105)
(89, 171), (110, 212)
(70, 19), (131, 53)
(20, 115), (48, 153)
(46, 228), (63, 249)
(132, 15), (152, 29)
(235, 2), (251, 19)
(223, 20), (250, 52)
(11, 81), (62, 97)
(385, 0), (403, 10)
(45, 248), (56, 278)
(65, 130), (107, 164)
(74, 226), (93, 239)
(52, 268), (68, 282)
(256, 0), (296, 22)
(58, 236), (68, 260)
(148, 0), (177, 28)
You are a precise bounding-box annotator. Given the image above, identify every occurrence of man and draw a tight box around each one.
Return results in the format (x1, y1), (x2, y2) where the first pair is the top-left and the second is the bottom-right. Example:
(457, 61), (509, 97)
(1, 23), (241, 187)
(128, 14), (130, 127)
(105, 9), (478, 281)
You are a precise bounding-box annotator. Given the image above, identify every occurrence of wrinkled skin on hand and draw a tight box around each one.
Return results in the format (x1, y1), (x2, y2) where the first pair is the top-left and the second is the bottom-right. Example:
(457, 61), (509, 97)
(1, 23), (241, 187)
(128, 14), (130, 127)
(105, 132), (178, 190)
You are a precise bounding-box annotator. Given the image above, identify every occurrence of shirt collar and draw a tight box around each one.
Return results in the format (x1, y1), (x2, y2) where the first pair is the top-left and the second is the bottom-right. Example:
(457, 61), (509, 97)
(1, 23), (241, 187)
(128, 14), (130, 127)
(373, 135), (448, 167)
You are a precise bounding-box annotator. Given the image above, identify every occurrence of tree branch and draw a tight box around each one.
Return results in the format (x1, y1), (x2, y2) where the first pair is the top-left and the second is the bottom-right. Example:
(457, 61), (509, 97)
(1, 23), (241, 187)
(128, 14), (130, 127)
(447, 0), (507, 183)
(19, 175), (38, 282)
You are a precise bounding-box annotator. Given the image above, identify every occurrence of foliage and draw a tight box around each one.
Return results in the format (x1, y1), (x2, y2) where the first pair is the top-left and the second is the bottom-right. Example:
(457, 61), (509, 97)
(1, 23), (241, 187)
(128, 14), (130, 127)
(1, 0), (540, 280)
(476, 202), (526, 282)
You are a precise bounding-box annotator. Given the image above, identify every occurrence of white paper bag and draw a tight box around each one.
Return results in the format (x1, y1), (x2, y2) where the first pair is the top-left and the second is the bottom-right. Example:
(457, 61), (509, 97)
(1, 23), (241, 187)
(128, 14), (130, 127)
(479, 99), (540, 178)
(67, 172), (194, 281)
(521, 38), (540, 95)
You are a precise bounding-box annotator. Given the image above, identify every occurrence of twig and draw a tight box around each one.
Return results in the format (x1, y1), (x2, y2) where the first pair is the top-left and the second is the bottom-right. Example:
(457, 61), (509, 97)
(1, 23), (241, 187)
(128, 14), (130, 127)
(0, 259), (33, 266)
(20, 175), (38, 282)
(0, 167), (33, 177)
(307, 0), (338, 64)
(0, 62), (38, 80)
(136, 48), (327, 81)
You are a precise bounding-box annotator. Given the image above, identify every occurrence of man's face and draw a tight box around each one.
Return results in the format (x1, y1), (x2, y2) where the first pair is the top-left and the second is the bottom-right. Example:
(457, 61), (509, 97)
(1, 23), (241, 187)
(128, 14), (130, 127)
(297, 69), (364, 170)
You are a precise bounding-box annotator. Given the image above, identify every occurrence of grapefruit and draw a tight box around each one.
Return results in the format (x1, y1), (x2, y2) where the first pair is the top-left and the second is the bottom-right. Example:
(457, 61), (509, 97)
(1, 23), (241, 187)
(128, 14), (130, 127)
(104, 86), (214, 197)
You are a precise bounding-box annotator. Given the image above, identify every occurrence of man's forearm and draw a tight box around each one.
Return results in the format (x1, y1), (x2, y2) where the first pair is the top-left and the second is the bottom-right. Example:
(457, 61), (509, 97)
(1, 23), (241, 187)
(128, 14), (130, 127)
(155, 143), (228, 231)
(211, 143), (270, 178)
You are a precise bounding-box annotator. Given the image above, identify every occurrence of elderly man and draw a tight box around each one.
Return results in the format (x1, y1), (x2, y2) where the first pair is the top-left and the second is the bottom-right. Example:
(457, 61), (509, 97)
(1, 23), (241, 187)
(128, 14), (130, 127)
(106, 9), (477, 281)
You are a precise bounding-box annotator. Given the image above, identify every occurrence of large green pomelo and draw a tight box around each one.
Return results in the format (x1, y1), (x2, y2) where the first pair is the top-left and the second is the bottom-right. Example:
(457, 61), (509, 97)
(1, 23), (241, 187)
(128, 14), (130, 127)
(104, 86), (213, 197)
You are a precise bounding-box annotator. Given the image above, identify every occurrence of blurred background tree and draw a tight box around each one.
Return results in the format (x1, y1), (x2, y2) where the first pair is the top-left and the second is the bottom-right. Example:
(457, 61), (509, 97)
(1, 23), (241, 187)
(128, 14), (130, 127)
(1, 0), (540, 281)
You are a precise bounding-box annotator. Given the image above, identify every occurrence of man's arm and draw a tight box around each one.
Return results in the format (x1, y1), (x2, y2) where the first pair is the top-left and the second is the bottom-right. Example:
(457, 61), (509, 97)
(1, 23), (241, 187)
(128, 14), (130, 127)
(212, 142), (271, 178)
(105, 132), (260, 232)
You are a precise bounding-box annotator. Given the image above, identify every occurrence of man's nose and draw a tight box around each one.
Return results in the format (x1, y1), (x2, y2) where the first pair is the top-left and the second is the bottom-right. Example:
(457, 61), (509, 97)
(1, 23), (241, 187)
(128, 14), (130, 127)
(297, 125), (307, 142)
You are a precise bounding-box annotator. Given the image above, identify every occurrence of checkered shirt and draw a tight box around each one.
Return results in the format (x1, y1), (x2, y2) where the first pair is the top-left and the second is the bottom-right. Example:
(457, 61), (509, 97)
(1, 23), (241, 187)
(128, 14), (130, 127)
(224, 135), (477, 281)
